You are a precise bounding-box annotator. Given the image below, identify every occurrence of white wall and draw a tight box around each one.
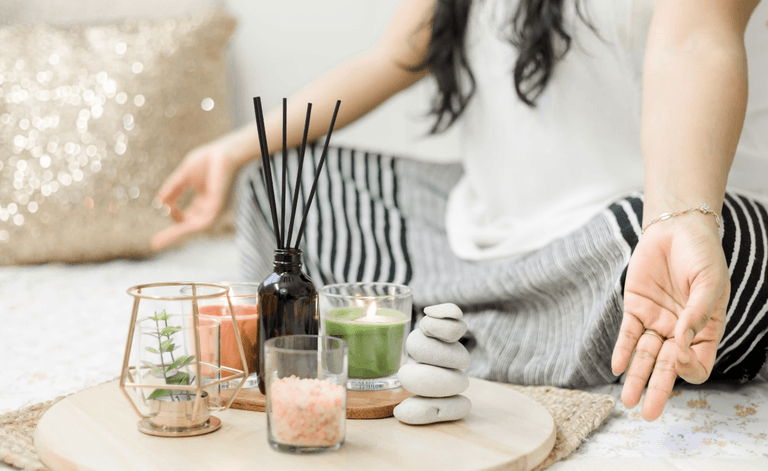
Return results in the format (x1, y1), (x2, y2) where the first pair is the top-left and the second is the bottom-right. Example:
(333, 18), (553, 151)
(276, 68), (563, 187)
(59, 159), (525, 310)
(224, 0), (461, 162)
(0, 0), (219, 24)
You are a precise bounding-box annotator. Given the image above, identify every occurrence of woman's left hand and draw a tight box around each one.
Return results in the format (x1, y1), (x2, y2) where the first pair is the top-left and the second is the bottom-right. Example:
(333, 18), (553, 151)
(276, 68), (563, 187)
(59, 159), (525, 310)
(611, 214), (729, 421)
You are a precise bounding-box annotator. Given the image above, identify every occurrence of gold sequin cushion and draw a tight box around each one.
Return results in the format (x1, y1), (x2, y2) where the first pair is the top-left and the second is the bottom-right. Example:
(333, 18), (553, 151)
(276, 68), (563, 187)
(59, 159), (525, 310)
(0, 10), (236, 265)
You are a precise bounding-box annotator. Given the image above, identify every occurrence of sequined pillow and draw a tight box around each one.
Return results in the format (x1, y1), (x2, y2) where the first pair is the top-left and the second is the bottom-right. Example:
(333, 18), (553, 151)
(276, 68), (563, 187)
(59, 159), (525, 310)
(0, 10), (236, 265)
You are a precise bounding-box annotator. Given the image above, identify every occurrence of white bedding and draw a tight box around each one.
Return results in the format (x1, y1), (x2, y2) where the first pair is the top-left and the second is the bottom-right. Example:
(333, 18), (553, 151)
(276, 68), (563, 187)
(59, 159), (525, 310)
(1, 235), (766, 470)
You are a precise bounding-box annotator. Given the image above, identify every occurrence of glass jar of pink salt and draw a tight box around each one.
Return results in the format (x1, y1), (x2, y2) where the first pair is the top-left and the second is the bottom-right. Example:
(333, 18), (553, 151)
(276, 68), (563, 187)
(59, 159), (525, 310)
(264, 335), (348, 453)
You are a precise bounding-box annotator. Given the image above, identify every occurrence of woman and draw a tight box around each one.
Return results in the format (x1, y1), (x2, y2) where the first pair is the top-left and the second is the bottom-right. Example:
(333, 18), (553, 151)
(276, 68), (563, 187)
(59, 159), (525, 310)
(152, 0), (768, 421)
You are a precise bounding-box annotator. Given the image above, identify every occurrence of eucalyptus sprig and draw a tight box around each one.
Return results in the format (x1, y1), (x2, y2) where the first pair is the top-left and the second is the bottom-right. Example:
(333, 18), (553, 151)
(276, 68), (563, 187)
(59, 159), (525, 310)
(142, 310), (196, 401)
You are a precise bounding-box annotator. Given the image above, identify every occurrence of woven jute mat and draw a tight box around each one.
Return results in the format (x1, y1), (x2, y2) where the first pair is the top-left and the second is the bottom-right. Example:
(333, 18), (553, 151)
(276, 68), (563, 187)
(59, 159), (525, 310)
(505, 385), (615, 471)
(1, 383), (614, 471)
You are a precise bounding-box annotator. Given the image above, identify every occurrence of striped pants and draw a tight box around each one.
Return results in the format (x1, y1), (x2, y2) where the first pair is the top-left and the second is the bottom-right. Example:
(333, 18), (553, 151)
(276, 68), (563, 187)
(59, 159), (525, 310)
(237, 146), (768, 388)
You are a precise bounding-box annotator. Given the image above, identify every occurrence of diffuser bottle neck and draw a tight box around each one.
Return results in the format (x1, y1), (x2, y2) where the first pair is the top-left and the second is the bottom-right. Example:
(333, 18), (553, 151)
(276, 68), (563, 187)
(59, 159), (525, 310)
(273, 248), (303, 273)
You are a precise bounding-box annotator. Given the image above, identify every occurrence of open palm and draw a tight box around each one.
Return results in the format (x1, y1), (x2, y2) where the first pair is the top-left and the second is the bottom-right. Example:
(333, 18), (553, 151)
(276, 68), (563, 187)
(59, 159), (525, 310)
(611, 217), (729, 420)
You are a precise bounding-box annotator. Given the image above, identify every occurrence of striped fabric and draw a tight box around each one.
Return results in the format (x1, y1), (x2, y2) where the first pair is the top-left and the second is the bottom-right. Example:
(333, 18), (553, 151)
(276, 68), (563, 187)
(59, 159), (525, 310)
(237, 146), (768, 388)
(238, 145), (413, 286)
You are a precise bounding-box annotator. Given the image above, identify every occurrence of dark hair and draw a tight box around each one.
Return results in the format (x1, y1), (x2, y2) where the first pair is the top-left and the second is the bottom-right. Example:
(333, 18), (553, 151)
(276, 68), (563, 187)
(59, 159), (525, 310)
(424, 0), (591, 133)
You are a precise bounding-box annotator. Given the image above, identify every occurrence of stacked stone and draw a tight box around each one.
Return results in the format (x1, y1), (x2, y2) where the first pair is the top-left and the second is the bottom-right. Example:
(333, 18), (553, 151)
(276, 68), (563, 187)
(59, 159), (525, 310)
(393, 303), (472, 425)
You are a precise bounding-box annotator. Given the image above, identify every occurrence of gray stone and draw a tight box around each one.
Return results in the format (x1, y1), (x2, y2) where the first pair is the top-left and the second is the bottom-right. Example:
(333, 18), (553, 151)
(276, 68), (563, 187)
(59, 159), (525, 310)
(398, 362), (469, 397)
(423, 303), (463, 320)
(419, 316), (468, 343)
(407, 329), (470, 369)
(394, 395), (472, 425)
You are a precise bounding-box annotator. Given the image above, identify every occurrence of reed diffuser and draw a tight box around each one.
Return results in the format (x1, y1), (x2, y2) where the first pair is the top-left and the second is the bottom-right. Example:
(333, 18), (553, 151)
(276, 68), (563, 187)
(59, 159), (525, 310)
(251, 97), (341, 394)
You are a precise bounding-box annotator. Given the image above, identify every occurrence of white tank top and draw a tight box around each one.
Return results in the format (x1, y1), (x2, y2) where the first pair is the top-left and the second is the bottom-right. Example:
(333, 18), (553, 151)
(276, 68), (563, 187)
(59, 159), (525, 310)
(445, 0), (768, 261)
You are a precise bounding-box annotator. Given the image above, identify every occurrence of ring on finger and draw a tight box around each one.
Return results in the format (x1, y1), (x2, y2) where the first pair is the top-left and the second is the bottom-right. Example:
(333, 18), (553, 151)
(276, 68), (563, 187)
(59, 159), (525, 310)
(641, 328), (668, 342)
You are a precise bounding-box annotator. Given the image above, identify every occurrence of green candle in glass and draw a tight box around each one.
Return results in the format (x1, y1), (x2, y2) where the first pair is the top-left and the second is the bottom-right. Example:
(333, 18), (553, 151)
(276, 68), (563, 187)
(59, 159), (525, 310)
(319, 283), (412, 391)
(325, 302), (408, 378)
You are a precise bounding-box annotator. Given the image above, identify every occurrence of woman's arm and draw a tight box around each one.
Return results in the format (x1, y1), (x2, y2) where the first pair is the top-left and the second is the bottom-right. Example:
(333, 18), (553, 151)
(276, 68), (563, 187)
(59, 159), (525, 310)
(223, 0), (437, 171)
(152, 0), (436, 250)
(612, 0), (760, 421)
(641, 0), (759, 222)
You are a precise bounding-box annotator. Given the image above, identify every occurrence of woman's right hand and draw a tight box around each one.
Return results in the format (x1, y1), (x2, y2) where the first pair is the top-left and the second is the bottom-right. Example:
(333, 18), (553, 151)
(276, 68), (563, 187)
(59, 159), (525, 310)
(151, 129), (256, 251)
(150, 0), (436, 252)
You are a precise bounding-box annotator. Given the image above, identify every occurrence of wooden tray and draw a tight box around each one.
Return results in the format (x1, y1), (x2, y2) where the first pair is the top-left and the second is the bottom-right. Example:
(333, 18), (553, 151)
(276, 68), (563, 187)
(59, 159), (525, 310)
(223, 386), (414, 419)
(35, 378), (556, 471)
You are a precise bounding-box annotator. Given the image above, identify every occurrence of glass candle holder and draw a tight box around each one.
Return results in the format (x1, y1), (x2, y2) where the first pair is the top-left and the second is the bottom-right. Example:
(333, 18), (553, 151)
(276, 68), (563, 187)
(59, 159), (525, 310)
(121, 282), (246, 437)
(265, 335), (348, 454)
(136, 315), (220, 431)
(319, 283), (412, 391)
(186, 282), (260, 389)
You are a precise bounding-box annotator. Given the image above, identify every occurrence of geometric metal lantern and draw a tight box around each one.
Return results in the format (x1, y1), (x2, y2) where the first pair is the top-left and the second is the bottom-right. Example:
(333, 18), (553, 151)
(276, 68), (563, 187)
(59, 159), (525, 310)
(120, 282), (248, 437)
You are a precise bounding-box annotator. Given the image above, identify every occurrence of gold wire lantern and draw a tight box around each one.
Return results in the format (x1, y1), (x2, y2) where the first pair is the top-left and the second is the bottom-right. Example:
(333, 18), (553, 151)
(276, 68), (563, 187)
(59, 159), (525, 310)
(120, 282), (248, 437)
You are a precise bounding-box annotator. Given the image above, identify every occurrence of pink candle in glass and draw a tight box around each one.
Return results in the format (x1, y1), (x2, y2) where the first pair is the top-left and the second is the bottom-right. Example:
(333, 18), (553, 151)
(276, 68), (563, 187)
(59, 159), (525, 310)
(198, 304), (259, 378)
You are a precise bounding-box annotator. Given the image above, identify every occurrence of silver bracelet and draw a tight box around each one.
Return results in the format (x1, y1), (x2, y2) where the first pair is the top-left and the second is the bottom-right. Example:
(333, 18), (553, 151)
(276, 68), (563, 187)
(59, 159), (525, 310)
(641, 203), (722, 234)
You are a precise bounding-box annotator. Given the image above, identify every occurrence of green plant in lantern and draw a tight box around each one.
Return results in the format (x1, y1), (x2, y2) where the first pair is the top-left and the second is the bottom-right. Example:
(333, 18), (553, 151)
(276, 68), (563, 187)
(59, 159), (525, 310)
(142, 310), (196, 400)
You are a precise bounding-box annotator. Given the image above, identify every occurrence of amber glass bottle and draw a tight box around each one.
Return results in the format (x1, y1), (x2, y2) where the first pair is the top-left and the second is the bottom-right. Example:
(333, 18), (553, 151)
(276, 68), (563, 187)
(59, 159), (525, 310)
(257, 248), (319, 394)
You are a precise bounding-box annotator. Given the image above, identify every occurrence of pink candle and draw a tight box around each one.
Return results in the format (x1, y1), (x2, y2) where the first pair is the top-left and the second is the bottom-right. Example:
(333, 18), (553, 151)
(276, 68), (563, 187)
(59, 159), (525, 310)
(199, 304), (259, 378)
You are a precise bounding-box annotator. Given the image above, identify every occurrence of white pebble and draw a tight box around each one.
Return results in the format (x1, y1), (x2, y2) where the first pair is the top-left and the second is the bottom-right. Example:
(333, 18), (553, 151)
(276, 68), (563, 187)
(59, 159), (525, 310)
(407, 329), (470, 369)
(419, 316), (467, 343)
(398, 363), (469, 398)
(423, 303), (463, 320)
(394, 395), (472, 425)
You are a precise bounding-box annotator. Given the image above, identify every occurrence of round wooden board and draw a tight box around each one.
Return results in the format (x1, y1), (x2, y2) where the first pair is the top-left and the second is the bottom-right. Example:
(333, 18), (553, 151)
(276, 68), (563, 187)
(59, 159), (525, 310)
(35, 378), (556, 471)
(222, 386), (414, 419)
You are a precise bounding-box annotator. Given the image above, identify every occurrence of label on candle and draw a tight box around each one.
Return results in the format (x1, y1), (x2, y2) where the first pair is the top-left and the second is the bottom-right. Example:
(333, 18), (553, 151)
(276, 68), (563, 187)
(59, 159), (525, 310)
(324, 307), (409, 379)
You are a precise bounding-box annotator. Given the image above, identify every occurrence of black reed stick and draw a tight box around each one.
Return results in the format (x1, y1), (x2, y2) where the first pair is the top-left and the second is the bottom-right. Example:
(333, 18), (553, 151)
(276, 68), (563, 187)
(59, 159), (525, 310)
(285, 103), (312, 249)
(280, 98), (288, 248)
(253, 97), (282, 249)
(270, 146), (283, 236)
(294, 100), (341, 248)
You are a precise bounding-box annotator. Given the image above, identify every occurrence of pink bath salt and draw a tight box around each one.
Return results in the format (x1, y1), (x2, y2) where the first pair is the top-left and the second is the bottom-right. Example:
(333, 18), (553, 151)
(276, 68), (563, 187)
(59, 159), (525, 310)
(270, 376), (345, 447)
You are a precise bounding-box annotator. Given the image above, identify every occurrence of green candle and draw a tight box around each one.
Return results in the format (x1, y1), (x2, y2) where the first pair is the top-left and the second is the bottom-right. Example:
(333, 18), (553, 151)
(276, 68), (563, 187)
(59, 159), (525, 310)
(324, 305), (409, 379)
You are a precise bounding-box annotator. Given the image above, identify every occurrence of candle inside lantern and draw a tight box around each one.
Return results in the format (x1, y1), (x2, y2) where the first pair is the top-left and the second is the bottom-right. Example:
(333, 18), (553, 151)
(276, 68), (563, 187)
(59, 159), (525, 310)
(198, 304), (259, 380)
(324, 301), (409, 379)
